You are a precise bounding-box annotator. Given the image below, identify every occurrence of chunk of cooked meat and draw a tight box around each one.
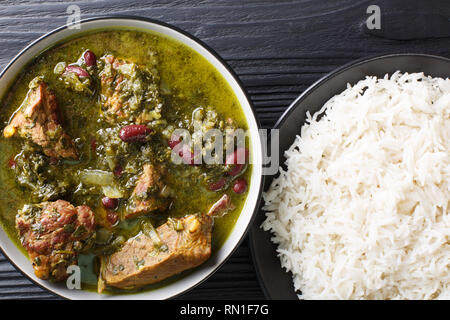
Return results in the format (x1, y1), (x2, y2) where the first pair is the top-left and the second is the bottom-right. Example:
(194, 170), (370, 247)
(99, 55), (163, 124)
(102, 195), (233, 290)
(3, 78), (78, 159)
(16, 200), (95, 281)
(126, 163), (169, 219)
(102, 214), (212, 290)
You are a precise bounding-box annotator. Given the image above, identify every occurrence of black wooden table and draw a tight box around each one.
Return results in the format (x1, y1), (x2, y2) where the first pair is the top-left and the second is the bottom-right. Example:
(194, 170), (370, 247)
(0, 0), (448, 300)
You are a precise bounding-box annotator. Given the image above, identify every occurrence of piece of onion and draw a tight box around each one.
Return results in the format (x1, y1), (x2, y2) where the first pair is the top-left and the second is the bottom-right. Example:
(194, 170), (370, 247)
(141, 220), (163, 248)
(102, 185), (124, 199)
(80, 169), (124, 198)
(80, 169), (115, 186)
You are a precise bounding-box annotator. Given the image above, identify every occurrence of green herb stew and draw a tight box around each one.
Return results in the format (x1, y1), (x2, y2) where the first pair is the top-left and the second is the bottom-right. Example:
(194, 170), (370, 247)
(0, 29), (251, 293)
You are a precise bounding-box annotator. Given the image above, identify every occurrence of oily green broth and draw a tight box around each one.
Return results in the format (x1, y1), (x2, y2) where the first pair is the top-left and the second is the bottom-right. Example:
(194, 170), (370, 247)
(0, 28), (251, 292)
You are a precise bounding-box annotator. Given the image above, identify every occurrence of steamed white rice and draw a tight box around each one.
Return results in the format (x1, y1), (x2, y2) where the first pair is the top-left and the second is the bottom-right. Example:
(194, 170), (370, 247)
(262, 72), (450, 300)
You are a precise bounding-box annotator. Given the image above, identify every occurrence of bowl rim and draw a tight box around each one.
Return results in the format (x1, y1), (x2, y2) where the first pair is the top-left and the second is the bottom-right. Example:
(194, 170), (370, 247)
(0, 15), (264, 300)
(249, 52), (450, 300)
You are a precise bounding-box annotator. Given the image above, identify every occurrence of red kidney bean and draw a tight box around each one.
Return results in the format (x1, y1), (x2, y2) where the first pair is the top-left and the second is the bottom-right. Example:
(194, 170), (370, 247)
(180, 144), (195, 165)
(228, 164), (245, 177)
(226, 148), (249, 176)
(167, 132), (193, 165)
(119, 125), (153, 142)
(168, 134), (195, 165)
(168, 136), (181, 149)
(226, 147), (249, 165)
(106, 211), (119, 226)
(65, 65), (90, 78)
(232, 178), (247, 194)
(113, 165), (123, 177)
(90, 138), (97, 152)
(7, 157), (16, 169)
(172, 143), (195, 165)
(208, 178), (226, 191)
(83, 50), (96, 67)
(102, 197), (119, 210)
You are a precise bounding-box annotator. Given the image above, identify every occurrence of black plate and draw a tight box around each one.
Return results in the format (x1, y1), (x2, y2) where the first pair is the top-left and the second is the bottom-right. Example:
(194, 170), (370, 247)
(249, 53), (450, 300)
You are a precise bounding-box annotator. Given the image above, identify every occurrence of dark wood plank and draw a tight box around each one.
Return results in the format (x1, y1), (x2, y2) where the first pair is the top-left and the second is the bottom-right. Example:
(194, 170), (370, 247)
(0, 0), (448, 300)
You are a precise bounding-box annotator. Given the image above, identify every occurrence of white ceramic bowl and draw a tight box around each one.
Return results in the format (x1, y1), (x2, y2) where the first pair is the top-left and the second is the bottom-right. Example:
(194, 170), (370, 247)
(0, 16), (263, 300)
